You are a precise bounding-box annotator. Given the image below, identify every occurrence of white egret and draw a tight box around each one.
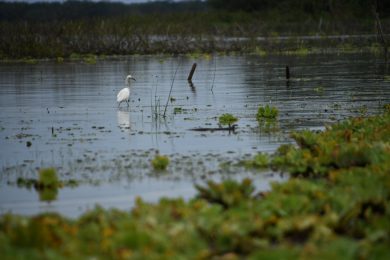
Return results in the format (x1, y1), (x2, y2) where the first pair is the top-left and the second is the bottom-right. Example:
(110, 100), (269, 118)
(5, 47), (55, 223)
(117, 74), (136, 107)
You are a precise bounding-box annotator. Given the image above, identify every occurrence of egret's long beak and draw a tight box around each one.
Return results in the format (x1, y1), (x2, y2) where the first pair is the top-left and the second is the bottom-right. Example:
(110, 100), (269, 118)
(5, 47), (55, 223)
(132, 77), (136, 81)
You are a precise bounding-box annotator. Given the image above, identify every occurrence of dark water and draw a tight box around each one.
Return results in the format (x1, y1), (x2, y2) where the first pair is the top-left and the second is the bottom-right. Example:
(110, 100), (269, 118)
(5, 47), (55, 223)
(0, 54), (389, 217)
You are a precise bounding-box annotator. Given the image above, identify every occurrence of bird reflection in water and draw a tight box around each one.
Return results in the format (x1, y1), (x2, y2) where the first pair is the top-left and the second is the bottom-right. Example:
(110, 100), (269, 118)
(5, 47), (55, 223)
(117, 108), (131, 131)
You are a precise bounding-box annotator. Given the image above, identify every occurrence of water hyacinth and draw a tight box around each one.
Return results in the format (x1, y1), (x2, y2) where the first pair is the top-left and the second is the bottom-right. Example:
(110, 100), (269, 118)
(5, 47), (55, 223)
(0, 109), (389, 258)
(257, 104), (279, 120)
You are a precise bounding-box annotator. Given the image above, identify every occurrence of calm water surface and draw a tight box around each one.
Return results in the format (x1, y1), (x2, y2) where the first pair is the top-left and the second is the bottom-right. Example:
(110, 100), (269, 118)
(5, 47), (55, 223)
(0, 54), (389, 217)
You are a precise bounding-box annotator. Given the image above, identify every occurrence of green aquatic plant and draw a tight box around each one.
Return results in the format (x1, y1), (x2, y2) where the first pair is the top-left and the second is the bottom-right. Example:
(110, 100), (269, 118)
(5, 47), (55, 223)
(218, 113), (238, 128)
(256, 104), (279, 120)
(195, 178), (255, 208)
(83, 54), (97, 64)
(36, 168), (60, 201)
(272, 109), (390, 177)
(384, 103), (390, 112)
(241, 153), (270, 169)
(16, 168), (78, 201)
(38, 168), (60, 188)
(38, 187), (58, 202)
(151, 155), (170, 171)
(173, 107), (183, 114)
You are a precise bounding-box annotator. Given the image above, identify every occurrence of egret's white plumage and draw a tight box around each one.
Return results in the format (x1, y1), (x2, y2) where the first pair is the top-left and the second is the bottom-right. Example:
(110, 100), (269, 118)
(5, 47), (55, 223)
(117, 74), (136, 107)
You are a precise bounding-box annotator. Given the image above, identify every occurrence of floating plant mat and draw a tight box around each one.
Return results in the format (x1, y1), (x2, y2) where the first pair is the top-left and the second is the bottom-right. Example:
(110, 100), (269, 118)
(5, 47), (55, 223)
(0, 108), (389, 258)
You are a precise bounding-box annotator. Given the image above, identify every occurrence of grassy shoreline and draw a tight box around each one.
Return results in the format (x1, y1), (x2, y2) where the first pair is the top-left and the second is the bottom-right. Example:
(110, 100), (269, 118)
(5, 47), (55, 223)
(0, 34), (386, 64)
(1, 9), (388, 60)
(1, 108), (389, 258)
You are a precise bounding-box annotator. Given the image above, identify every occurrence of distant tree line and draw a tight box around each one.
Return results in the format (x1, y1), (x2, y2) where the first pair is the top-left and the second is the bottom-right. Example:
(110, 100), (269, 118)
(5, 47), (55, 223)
(1, 0), (389, 22)
(207, 0), (389, 17)
(0, 0), (388, 59)
(0, 0), (207, 21)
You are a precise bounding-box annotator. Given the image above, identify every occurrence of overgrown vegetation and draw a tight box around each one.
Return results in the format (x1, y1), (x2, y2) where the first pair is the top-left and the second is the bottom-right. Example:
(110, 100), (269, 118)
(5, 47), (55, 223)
(1, 107), (389, 258)
(272, 114), (390, 176)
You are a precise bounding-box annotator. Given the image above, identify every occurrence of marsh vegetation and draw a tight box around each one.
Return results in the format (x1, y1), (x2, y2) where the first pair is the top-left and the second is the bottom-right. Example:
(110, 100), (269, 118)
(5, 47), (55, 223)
(1, 109), (390, 258)
(0, 0), (389, 59)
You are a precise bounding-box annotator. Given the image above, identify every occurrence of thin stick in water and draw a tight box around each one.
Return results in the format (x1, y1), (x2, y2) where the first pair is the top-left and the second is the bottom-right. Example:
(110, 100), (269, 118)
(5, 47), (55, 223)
(163, 62), (181, 118)
(211, 57), (217, 91)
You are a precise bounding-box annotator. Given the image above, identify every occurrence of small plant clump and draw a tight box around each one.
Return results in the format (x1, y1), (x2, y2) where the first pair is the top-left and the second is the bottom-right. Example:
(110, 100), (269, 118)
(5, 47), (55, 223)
(218, 113), (238, 127)
(256, 104), (279, 120)
(37, 168), (60, 189)
(16, 168), (78, 202)
(36, 168), (61, 202)
(173, 107), (183, 114)
(151, 154), (170, 171)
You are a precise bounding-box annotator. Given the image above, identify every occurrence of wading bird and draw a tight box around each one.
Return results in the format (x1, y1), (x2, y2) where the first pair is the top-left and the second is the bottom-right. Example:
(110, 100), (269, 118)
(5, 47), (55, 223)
(117, 74), (136, 107)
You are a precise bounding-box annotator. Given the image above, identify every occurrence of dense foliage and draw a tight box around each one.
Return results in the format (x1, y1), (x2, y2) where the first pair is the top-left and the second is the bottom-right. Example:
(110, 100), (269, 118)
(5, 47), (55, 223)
(208, 0), (390, 17)
(1, 108), (389, 259)
(0, 1), (207, 21)
(1, 0), (388, 22)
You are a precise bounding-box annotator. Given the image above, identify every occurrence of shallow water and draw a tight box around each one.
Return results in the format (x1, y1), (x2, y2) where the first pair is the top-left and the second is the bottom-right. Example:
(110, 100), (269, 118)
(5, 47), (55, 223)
(0, 54), (389, 217)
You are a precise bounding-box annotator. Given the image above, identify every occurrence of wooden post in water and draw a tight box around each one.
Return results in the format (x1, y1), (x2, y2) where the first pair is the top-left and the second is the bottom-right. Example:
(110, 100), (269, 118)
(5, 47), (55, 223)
(187, 63), (197, 81)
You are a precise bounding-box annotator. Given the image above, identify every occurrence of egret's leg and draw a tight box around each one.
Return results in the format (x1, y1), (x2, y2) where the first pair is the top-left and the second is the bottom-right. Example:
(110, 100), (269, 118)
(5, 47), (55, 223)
(127, 100), (129, 107)
(118, 101), (122, 108)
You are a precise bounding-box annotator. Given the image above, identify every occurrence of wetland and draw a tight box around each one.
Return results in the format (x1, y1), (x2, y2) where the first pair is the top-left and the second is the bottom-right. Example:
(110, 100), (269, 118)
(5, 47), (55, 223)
(0, 53), (389, 217)
(1, 1), (390, 257)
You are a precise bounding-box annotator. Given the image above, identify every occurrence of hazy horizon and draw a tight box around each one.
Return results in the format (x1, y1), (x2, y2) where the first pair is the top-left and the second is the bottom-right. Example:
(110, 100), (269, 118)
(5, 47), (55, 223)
(1, 0), (187, 3)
